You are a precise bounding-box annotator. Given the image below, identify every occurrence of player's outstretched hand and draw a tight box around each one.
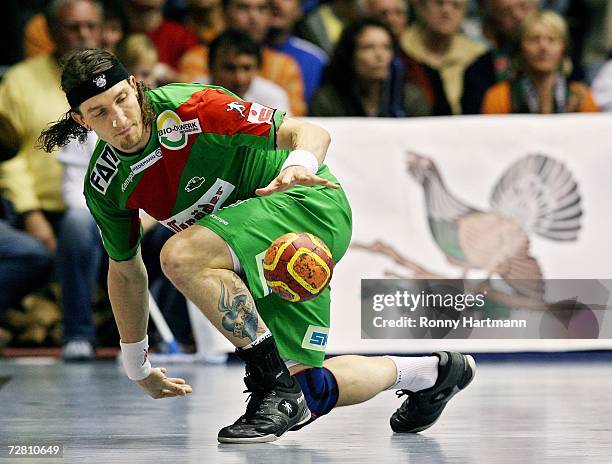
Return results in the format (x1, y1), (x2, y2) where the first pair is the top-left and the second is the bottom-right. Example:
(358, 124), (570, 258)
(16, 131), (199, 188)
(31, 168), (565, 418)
(136, 367), (193, 399)
(255, 165), (339, 196)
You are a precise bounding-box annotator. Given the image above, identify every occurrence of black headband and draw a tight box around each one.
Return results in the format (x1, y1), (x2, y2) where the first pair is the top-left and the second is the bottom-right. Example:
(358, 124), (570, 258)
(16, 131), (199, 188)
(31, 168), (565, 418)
(66, 63), (130, 109)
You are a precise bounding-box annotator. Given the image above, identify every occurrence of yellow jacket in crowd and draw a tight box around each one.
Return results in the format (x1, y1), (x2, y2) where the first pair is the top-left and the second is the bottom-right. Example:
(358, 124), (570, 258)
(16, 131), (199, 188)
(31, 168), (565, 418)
(0, 54), (66, 213)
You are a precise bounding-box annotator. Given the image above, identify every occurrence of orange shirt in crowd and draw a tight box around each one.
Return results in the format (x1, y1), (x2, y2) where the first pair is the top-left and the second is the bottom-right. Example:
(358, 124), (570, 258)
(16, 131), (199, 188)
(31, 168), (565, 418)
(24, 14), (55, 57)
(482, 80), (599, 114)
(179, 45), (306, 116)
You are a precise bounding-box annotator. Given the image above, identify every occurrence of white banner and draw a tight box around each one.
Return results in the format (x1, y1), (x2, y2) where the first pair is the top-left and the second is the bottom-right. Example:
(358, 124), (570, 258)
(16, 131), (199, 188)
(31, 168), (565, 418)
(311, 114), (612, 353)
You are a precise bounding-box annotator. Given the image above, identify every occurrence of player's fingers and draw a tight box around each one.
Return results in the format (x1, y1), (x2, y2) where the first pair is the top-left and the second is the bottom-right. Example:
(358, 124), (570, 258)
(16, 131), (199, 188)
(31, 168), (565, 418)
(159, 367), (168, 374)
(316, 178), (339, 188)
(279, 171), (293, 187)
(256, 174), (293, 195)
(302, 176), (326, 185)
(255, 182), (278, 196)
(159, 389), (179, 398)
(163, 380), (188, 396)
(166, 377), (186, 384)
(302, 176), (339, 189)
(294, 174), (311, 183)
(166, 378), (192, 393)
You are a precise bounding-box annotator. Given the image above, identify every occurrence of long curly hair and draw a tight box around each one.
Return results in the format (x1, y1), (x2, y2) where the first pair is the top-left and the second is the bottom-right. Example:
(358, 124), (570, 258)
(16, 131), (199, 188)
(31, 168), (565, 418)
(322, 17), (397, 95)
(38, 48), (154, 153)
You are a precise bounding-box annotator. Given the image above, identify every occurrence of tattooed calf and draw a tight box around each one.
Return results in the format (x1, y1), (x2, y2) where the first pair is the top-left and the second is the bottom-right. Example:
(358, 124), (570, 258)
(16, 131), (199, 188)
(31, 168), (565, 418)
(218, 282), (259, 341)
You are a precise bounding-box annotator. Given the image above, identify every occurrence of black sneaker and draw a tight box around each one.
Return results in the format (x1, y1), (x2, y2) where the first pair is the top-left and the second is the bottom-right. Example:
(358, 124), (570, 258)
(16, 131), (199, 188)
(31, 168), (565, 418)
(218, 376), (311, 443)
(390, 351), (476, 433)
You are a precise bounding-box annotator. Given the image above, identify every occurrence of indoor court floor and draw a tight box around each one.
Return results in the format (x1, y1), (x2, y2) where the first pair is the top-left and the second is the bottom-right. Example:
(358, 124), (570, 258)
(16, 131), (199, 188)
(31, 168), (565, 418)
(0, 356), (610, 464)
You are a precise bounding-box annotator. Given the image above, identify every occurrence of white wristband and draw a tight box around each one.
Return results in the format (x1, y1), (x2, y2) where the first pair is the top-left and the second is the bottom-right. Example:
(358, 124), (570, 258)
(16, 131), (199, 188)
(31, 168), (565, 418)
(280, 149), (319, 175)
(120, 336), (152, 381)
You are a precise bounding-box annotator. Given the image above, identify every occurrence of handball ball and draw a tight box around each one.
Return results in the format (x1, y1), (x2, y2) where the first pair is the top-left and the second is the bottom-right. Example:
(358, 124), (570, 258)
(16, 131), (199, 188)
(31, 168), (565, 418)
(263, 232), (334, 302)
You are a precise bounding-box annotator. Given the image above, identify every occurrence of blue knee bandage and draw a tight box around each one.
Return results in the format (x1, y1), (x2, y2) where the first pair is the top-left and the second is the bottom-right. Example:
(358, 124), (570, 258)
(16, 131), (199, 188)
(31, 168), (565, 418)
(294, 367), (339, 421)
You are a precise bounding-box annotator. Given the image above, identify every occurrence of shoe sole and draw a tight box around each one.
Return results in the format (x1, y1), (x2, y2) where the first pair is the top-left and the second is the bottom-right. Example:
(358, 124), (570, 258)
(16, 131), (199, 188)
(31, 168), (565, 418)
(217, 409), (312, 444)
(401, 354), (476, 434)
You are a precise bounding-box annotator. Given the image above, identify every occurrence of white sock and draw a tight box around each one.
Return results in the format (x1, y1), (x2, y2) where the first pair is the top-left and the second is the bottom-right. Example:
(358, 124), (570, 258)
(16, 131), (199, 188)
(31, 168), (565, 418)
(385, 355), (439, 392)
(240, 330), (272, 350)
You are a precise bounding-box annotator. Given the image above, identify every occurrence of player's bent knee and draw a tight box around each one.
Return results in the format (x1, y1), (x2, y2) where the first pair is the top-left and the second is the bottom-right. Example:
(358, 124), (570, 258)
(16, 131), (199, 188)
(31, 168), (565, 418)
(160, 226), (233, 283)
(160, 233), (191, 283)
(293, 367), (339, 424)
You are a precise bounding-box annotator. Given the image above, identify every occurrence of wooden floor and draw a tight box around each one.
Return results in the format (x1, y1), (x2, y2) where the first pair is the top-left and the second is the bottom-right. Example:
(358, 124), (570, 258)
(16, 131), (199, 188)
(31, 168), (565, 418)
(0, 357), (610, 463)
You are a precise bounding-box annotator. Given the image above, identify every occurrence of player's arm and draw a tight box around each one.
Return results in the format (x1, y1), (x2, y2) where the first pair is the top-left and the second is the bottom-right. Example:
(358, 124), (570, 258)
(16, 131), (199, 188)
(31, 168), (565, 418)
(84, 175), (189, 397)
(275, 117), (330, 165)
(107, 250), (149, 343)
(256, 117), (339, 196)
(108, 250), (192, 399)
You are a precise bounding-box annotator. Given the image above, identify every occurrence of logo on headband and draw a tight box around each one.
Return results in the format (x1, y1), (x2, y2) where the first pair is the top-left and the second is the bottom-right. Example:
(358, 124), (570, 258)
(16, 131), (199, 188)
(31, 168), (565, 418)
(156, 110), (202, 150)
(93, 74), (107, 88)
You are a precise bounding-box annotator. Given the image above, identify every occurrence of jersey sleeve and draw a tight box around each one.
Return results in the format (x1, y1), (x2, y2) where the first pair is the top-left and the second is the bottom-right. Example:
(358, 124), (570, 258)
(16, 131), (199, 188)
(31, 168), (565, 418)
(84, 183), (142, 261)
(186, 86), (285, 149)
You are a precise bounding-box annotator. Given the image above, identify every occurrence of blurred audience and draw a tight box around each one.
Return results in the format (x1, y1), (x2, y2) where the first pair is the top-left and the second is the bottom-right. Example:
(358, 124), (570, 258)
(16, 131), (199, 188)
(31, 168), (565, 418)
(591, 58), (612, 112)
(179, 0), (306, 115)
(23, 10), (55, 58)
(297, 0), (358, 55)
(310, 18), (430, 116)
(481, 10), (598, 114)
(582, 0), (612, 82)
(115, 34), (161, 88)
(541, 0), (589, 80)
(184, 0), (226, 45)
(23, 0), (126, 57)
(101, 0), (128, 52)
(359, 0), (451, 115)
(0, 219), (53, 316)
(0, 0), (105, 359)
(461, 0), (538, 114)
(402, 0), (485, 114)
(0, 116), (53, 320)
(55, 134), (103, 360)
(358, 0), (408, 39)
(207, 29), (292, 112)
(268, 0), (328, 103)
(124, 0), (200, 83)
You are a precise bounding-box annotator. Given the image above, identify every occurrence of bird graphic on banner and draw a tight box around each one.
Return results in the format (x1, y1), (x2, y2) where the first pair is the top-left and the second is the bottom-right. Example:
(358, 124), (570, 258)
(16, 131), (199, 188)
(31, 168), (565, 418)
(404, 152), (582, 298)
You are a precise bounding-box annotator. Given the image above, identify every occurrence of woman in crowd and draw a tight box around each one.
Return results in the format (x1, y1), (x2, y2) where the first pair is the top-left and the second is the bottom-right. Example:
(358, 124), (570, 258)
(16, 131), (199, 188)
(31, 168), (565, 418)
(309, 18), (431, 117)
(481, 10), (598, 114)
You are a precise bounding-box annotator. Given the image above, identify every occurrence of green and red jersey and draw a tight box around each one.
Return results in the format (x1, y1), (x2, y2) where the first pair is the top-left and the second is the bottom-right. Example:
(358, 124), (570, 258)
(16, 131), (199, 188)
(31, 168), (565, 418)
(84, 83), (289, 261)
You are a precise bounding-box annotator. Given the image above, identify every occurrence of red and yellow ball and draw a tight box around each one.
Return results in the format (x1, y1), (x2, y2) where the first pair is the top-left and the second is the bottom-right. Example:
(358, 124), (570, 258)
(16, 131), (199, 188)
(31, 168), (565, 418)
(263, 232), (334, 302)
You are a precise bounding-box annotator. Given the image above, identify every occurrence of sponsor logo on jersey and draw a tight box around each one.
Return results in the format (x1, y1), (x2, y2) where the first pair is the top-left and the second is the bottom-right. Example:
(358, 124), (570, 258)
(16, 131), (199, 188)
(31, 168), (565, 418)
(130, 148), (162, 175)
(301, 325), (329, 352)
(161, 179), (235, 233)
(121, 172), (135, 192)
(209, 214), (228, 226)
(247, 102), (274, 124)
(90, 145), (120, 194)
(185, 176), (206, 192)
(156, 110), (202, 150)
(226, 101), (246, 116)
(120, 148), (163, 192)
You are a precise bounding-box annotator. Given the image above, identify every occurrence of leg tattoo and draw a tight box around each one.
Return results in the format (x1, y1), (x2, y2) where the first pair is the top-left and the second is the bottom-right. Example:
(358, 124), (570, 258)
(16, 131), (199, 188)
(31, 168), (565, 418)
(218, 278), (264, 342)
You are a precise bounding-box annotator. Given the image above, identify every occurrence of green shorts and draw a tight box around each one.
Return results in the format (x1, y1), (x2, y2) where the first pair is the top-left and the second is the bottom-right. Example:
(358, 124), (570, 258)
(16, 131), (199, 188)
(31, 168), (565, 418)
(198, 164), (352, 367)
